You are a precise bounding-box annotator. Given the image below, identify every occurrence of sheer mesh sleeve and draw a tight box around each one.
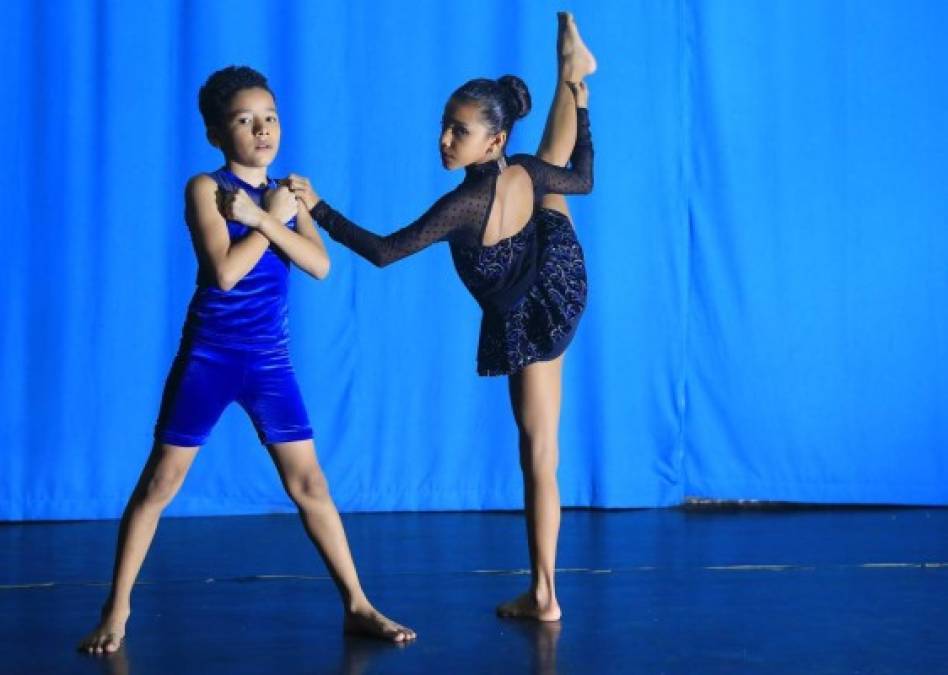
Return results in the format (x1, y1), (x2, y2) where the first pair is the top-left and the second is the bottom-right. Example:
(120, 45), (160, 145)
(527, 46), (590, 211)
(310, 184), (491, 267)
(511, 107), (593, 197)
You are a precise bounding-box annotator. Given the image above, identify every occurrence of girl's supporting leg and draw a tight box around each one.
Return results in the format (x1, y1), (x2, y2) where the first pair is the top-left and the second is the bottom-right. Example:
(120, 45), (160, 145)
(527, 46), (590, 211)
(267, 440), (416, 642)
(497, 355), (565, 622)
(79, 442), (200, 654)
(538, 12), (597, 217)
(498, 19), (593, 607)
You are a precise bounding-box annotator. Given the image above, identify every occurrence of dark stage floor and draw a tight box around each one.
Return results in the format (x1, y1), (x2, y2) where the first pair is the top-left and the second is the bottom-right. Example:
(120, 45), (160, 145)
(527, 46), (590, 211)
(2, 507), (948, 674)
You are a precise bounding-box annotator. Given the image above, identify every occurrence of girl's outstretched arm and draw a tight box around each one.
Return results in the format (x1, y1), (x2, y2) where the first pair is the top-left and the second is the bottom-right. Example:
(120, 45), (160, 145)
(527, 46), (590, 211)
(185, 174), (271, 291)
(309, 187), (478, 268)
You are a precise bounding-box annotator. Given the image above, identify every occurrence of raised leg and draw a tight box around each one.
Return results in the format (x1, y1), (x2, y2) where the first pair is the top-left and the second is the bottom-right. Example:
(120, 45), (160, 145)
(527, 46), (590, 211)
(268, 440), (416, 643)
(497, 355), (565, 622)
(78, 442), (199, 654)
(537, 12), (597, 218)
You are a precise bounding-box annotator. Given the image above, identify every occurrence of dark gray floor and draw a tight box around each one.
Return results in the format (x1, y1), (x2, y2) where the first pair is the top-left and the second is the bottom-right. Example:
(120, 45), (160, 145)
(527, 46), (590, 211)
(2, 507), (948, 674)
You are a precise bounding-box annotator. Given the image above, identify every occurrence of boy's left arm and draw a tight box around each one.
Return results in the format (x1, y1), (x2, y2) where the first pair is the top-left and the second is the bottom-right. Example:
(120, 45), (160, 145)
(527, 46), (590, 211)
(292, 203), (330, 278)
(256, 178), (330, 280)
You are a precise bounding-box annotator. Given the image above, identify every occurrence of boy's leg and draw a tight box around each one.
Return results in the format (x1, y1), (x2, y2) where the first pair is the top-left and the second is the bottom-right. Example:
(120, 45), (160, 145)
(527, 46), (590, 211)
(268, 440), (416, 643)
(79, 442), (199, 653)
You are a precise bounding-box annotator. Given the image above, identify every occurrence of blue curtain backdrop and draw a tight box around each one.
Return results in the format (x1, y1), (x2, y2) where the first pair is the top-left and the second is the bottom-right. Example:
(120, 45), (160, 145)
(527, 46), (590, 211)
(2, 0), (946, 520)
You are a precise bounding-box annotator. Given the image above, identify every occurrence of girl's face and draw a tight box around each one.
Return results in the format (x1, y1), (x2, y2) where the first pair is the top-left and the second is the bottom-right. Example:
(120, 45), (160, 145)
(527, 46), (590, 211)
(440, 100), (505, 170)
(210, 87), (281, 169)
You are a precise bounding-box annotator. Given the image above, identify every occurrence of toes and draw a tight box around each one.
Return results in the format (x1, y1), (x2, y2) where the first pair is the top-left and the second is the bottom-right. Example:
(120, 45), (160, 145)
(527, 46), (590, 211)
(81, 632), (122, 655)
(390, 626), (408, 642)
(387, 623), (416, 643)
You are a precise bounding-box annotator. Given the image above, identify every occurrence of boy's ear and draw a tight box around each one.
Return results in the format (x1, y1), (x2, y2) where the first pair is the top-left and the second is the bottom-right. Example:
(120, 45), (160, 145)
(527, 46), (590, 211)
(206, 127), (221, 148)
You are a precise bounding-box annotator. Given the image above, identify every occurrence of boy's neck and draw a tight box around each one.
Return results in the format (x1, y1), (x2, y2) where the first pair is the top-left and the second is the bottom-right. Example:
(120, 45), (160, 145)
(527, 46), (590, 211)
(225, 161), (269, 189)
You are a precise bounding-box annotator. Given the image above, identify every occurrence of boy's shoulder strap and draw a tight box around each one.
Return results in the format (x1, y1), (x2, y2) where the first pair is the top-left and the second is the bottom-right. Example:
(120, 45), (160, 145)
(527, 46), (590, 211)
(206, 167), (238, 191)
(206, 168), (275, 193)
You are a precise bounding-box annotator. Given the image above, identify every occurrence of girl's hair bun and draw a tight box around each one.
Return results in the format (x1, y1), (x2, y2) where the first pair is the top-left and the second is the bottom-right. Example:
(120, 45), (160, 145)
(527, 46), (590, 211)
(497, 75), (532, 120)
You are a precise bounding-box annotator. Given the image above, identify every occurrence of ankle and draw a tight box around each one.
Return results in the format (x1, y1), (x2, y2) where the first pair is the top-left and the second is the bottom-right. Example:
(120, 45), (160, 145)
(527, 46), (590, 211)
(344, 594), (372, 615)
(531, 581), (557, 606)
(101, 600), (131, 621)
(558, 64), (572, 83)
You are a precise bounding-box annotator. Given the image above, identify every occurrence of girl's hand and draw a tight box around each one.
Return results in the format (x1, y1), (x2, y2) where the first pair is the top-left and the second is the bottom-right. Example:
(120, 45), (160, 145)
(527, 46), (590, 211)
(222, 188), (266, 228)
(567, 80), (589, 108)
(264, 186), (299, 224)
(281, 173), (321, 211)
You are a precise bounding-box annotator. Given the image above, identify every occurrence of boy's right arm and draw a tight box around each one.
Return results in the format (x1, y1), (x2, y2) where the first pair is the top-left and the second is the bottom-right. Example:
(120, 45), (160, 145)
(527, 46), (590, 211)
(185, 174), (270, 291)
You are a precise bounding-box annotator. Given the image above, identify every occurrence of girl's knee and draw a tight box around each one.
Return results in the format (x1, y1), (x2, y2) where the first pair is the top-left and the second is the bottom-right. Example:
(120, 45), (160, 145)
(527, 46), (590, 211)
(518, 434), (560, 476)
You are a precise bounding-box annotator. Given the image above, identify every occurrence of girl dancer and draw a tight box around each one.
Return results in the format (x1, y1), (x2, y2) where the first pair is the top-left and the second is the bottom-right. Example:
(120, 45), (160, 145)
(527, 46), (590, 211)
(290, 13), (596, 621)
(79, 66), (416, 653)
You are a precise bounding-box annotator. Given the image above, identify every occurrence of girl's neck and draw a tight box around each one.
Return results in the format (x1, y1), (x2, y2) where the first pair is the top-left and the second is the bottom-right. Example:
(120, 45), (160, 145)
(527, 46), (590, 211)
(225, 161), (269, 189)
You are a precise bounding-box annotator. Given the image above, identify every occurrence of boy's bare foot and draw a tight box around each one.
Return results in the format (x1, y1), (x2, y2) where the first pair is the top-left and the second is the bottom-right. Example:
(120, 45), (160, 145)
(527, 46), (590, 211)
(558, 11), (597, 82)
(496, 591), (562, 622)
(77, 608), (129, 654)
(344, 603), (417, 643)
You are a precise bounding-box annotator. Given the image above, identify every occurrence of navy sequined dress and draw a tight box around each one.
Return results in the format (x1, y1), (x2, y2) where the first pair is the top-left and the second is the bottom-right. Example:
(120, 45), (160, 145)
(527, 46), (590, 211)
(311, 106), (593, 376)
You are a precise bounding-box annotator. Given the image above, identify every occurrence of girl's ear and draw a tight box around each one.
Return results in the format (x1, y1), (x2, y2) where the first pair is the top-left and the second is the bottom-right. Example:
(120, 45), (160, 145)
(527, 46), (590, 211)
(489, 130), (508, 157)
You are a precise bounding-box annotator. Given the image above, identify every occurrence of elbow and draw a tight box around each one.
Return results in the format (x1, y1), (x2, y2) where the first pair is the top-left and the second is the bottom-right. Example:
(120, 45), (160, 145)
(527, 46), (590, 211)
(215, 271), (239, 292)
(581, 175), (594, 194)
(314, 259), (331, 280)
(311, 249), (331, 279)
(369, 253), (391, 268)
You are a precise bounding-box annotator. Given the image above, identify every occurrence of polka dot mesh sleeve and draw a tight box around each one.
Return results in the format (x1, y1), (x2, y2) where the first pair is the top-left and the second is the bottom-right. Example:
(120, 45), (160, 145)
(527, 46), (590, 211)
(310, 181), (493, 267)
(511, 107), (593, 197)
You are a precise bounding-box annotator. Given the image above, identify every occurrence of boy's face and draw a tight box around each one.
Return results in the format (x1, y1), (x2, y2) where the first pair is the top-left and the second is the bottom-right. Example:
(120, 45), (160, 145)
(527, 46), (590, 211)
(211, 87), (280, 169)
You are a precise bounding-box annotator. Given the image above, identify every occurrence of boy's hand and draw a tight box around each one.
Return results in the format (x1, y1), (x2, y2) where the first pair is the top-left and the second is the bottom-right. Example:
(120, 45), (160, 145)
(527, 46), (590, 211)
(281, 173), (321, 211)
(263, 186), (298, 224)
(222, 188), (266, 228)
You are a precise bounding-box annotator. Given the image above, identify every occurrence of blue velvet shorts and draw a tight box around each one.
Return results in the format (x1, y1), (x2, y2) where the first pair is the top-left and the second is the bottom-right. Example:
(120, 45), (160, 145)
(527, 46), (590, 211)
(154, 339), (312, 447)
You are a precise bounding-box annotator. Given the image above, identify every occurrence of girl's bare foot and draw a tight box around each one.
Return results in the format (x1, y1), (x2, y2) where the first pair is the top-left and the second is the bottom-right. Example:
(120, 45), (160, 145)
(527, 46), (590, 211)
(496, 591), (562, 622)
(77, 607), (129, 654)
(344, 603), (417, 643)
(558, 11), (597, 82)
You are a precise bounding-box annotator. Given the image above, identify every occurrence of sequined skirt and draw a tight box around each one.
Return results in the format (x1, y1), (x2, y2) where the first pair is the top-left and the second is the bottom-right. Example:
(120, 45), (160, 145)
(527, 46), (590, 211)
(477, 208), (587, 376)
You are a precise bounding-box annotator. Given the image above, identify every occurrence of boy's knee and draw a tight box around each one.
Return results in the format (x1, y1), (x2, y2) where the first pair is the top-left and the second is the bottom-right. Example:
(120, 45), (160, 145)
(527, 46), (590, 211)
(287, 468), (330, 506)
(141, 470), (185, 506)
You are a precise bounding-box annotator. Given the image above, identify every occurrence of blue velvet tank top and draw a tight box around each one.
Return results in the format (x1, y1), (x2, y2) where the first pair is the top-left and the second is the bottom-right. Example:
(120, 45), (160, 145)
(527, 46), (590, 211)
(183, 168), (296, 348)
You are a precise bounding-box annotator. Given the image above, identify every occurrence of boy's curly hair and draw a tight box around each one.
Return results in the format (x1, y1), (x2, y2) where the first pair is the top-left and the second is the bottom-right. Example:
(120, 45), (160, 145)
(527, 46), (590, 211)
(198, 65), (274, 129)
